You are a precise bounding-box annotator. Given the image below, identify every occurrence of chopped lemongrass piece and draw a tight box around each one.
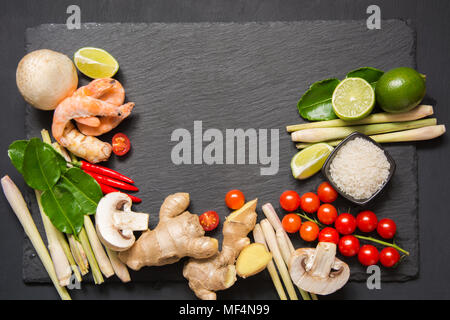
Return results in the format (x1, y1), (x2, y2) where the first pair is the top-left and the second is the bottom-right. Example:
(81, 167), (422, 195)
(291, 118), (437, 143)
(253, 224), (287, 300)
(83, 216), (114, 278)
(262, 203), (312, 300)
(260, 219), (298, 300)
(296, 125), (446, 149)
(79, 228), (104, 284)
(68, 235), (89, 275)
(286, 105), (433, 132)
(105, 248), (131, 283)
(35, 190), (72, 286)
(1, 175), (71, 300)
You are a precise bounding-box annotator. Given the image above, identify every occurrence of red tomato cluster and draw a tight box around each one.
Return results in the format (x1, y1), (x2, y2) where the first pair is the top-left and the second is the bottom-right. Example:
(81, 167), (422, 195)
(279, 182), (401, 268)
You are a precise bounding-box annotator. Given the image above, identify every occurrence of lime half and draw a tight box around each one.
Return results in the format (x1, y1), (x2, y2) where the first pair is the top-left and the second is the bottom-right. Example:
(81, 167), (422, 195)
(74, 47), (119, 79)
(291, 143), (334, 180)
(332, 77), (375, 120)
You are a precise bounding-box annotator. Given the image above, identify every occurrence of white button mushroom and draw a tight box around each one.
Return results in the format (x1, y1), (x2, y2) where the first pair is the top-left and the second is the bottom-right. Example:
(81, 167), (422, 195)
(95, 192), (149, 252)
(16, 49), (78, 110)
(289, 242), (350, 295)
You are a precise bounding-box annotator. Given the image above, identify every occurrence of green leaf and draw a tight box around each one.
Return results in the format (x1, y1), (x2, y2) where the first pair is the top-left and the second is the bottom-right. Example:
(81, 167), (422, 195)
(22, 138), (61, 191)
(8, 140), (29, 174)
(41, 185), (84, 235)
(297, 78), (340, 121)
(59, 168), (102, 215)
(50, 146), (69, 173)
(346, 67), (384, 87)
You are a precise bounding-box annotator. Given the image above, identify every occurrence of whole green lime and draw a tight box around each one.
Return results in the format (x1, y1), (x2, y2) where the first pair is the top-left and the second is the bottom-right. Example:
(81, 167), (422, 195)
(375, 67), (426, 113)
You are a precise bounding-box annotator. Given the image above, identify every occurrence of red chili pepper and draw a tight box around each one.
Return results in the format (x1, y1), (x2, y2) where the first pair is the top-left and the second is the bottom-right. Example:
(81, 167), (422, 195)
(99, 183), (142, 204)
(77, 160), (134, 184)
(84, 170), (139, 192)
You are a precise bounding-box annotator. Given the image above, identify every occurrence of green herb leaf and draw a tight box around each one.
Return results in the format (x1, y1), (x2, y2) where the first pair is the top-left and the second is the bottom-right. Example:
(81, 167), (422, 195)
(41, 185), (84, 235)
(8, 140), (29, 174)
(51, 147), (69, 173)
(297, 78), (340, 121)
(346, 67), (384, 87)
(22, 138), (61, 191)
(59, 168), (103, 215)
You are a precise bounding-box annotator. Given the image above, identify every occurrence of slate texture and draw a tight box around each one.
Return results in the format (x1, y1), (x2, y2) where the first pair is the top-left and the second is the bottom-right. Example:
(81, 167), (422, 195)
(23, 21), (418, 283)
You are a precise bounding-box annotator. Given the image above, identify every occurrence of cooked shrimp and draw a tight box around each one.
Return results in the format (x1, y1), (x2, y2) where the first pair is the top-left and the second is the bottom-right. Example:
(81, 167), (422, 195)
(74, 78), (125, 127)
(59, 122), (112, 163)
(76, 103), (134, 136)
(52, 95), (130, 142)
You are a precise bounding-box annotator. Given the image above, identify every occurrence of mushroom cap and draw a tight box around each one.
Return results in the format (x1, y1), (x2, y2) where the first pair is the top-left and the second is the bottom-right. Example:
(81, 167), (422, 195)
(289, 244), (350, 295)
(16, 49), (78, 110)
(95, 192), (139, 252)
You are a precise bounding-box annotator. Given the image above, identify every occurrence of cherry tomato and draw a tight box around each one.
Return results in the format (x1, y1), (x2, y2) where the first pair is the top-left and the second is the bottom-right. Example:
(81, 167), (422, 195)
(338, 235), (360, 257)
(279, 190), (301, 212)
(300, 221), (319, 242)
(199, 211), (219, 231)
(379, 247), (400, 267)
(318, 227), (340, 244)
(300, 192), (320, 213)
(225, 189), (245, 210)
(335, 213), (357, 235)
(317, 204), (338, 225)
(377, 218), (397, 239)
(356, 210), (378, 233)
(282, 214), (302, 233)
(317, 182), (338, 203)
(112, 133), (131, 156)
(358, 244), (379, 266)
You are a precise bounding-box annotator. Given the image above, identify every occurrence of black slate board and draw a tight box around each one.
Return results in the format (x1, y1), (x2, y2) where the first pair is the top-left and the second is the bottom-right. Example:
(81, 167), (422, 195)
(23, 21), (419, 284)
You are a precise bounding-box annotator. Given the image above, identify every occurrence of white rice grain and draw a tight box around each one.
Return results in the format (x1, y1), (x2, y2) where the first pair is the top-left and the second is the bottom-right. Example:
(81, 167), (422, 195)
(329, 137), (390, 200)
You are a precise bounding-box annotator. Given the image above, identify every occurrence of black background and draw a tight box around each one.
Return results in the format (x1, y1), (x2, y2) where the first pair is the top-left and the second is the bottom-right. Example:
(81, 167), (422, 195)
(0, 0), (449, 300)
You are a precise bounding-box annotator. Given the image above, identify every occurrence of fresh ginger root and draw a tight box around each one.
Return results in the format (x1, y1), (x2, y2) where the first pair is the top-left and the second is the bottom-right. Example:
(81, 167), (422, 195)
(182, 199), (257, 300)
(236, 243), (272, 278)
(119, 193), (219, 270)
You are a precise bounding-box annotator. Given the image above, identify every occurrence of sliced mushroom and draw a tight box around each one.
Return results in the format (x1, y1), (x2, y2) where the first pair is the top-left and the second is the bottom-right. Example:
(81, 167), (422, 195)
(289, 242), (350, 295)
(95, 192), (149, 252)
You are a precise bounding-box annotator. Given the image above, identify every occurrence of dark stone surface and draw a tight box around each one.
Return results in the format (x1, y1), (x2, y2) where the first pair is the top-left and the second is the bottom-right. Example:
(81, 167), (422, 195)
(0, 0), (449, 300)
(23, 21), (418, 283)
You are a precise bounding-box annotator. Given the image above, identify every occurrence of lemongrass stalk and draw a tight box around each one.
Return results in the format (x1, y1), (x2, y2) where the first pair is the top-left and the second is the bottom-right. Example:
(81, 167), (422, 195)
(262, 203), (312, 300)
(253, 224), (287, 300)
(291, 118), (437, 142)
(1, 176), (71, 300)
(286, 105), (433, 132)
(68, 235), (89, 275)
(260, 219), (298, 300)
(52, 142), (72, 163)
(83, 216), (114, 278)
(296, 124), (446, 149)
(41, 131), (81, 280)
(35, 190), (72, 286)
(58, 232), (82, 282)
(105, 248), (131, 283)
(79, 227), (104, 284)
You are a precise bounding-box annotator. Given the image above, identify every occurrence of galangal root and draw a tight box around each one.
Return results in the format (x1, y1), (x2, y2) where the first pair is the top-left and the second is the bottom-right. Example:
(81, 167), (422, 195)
(119, 193), (219, 270)
(182, 199), (257, 300)
(51, 78), (134, 163)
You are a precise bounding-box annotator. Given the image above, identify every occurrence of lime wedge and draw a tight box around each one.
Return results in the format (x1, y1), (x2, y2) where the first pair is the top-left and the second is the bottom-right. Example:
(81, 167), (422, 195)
(74, 47), (119, 79)
(332, 77), (375, 120)
(291, 143), (334, 180)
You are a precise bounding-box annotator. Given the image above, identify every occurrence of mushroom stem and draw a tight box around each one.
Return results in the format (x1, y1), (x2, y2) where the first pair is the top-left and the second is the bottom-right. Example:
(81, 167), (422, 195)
(306, 242), (336, 279)
(113, 211), (149, 232)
